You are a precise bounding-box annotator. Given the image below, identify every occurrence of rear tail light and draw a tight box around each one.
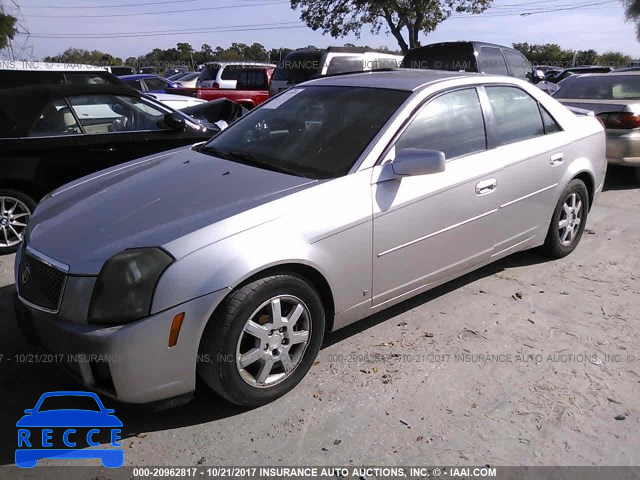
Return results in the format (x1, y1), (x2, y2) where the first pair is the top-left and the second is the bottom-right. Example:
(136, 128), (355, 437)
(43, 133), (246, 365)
(597, 112), (640, 129)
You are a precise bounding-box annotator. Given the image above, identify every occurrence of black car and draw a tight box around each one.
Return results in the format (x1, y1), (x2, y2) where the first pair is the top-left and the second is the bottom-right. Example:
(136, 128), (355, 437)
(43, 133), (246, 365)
(0, 68), (124, 89)
(547, 66), (613, 84)
(402, 41), (541, 83)
(0, 84), (243, 254)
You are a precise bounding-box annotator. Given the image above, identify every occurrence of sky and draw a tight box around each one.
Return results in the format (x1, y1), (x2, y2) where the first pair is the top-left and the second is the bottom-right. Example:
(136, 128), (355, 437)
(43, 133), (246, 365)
(6, 0), (640, 61)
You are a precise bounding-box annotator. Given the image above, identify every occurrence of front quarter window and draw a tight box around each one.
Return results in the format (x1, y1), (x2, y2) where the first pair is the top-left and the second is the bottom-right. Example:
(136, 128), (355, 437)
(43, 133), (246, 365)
(200, 86), (410, 179)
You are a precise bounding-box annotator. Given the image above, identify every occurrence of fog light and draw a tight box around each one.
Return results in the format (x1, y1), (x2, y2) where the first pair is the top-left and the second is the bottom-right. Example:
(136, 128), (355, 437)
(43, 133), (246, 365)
(168, 313), (185, 347)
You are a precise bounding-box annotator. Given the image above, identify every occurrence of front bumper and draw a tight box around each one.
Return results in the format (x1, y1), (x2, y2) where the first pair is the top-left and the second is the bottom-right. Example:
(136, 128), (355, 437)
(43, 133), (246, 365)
(14, 288), (228, 404)
(607, 129), (640, 166)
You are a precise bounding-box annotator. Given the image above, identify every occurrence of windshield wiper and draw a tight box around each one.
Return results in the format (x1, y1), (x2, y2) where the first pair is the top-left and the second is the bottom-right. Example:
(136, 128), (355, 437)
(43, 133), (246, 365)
(197, 145), (230, 160)
(226, 151), (303, 176)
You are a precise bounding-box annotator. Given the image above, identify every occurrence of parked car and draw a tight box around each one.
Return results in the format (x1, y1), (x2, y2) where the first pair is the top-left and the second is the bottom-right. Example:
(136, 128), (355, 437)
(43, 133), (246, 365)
(143, 92), (207, 110)
(166, 72), (190, 82)
(546, 66), (612, 83)
(0, 84), (245, 254)
(553, 72), (640, 178)
(120, 74), (180, 93)
(0, 62), (123, 89)
(138, 67), (158, 75)
(173, 67), (274, 109)
(197, 61), (276, 89)
(171, 72), (200, 88)
(164, 66), (189, 77)
(106, 66), (136, 76)
(402, 41), (541, 82)
(13, 71), (605, 408)
(270, 47), (403, 96)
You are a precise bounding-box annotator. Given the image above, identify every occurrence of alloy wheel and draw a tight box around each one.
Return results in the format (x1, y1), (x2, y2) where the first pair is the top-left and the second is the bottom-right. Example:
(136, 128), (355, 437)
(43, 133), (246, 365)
(235, 295), (312, 388)
(558, 192), (583, 247)
(0, 196), (31, 248)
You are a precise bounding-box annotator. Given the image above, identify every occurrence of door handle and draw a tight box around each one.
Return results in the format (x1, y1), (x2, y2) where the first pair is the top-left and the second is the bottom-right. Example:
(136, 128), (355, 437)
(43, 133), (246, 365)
(550, 153), (564, 165)
(475, 178), (497, 195)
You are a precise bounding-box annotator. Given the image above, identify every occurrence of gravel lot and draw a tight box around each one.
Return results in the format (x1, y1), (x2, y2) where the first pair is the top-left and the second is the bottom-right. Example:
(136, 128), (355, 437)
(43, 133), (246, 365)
(0, 166), (638, 469)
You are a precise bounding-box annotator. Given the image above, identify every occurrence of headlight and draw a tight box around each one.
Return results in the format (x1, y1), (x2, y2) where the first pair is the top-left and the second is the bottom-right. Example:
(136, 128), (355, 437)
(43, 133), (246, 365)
(88, 248), (173, 325)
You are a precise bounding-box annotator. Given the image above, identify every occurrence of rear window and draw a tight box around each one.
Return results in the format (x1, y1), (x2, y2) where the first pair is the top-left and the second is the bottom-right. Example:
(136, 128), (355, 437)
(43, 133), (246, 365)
(326, 56), (365, 75)
(554, 75), (640, 100)
(110, 66), (135, 76)
(199, 64), (221, 82)
(401, 44), (477, 71)
(273, 51), (323, 83)
(144, 77), (169, 91)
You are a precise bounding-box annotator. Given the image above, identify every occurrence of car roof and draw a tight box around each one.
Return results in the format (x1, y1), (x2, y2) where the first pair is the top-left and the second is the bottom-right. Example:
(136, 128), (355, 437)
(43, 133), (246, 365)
(0, 61), (108, 72)
(0, 84), (141, 137)
(120, 74), (163, 81)
(303, 68), (479, 91)
(408, 40), (516, 51)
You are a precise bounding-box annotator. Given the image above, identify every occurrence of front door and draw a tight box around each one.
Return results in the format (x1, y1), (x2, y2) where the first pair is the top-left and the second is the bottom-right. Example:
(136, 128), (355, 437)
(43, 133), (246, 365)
(371, 87), (502, 308)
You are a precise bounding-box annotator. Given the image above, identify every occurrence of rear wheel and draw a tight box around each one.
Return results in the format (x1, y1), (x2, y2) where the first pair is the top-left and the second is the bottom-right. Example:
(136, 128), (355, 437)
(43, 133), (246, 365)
(541, 179), (589, 258)
(198, 275), (325, 407)
(0, 190), (36, 255)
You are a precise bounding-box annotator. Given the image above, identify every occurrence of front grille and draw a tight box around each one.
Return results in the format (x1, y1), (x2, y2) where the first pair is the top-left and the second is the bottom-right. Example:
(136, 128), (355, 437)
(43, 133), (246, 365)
(18, 252), (67, 312)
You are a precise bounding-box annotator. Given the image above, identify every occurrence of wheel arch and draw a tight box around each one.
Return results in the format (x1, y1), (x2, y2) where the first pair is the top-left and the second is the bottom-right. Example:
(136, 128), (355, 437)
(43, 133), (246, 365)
(572, 170), (595, 212)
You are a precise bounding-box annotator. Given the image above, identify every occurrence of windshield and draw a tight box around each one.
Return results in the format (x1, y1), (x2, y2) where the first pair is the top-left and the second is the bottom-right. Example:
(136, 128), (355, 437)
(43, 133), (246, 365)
(37, 395), (102, 412)
(201, 86), (409, 179)
(273, 51), (323, 83)
(553, 75), (640, 100)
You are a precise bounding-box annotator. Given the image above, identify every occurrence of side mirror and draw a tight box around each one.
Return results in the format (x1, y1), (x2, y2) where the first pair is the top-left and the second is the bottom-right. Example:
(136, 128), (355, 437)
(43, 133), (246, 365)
(163, 112), (186, 131)
(392, 148), (446, 177)
(528, 69), (545, 84)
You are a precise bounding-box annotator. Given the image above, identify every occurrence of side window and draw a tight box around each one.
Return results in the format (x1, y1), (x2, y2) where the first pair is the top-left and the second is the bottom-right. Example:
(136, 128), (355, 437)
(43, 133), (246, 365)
(479, 47), (509, 75)
(221, 65), (242, 80)
(395, 88), (487, 160)
(540, 106), (561, 134)
(503, 50), (531, 81)
(485, 86), (545, 145)
(30, 99), (82, 137)
(237, 70), (267, 90)
(326, 56), (365, 75)
(67, 94), (167, 134)
(125, 80), (144, 91)
(144, 78), (169, 91)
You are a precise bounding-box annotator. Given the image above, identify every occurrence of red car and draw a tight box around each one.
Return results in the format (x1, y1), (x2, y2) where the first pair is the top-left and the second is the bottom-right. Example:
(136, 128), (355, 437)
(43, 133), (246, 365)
(173, 67), (274, 109)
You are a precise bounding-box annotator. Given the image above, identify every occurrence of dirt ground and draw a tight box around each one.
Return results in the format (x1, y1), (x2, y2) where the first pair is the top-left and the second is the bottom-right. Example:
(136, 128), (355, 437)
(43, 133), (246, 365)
(0, 165), (638, 470)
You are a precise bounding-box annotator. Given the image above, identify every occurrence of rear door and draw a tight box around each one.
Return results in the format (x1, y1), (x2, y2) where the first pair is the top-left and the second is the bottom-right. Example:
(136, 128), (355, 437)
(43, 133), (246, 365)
(502, 50), (533, 81)
(479, 85), (568, 260)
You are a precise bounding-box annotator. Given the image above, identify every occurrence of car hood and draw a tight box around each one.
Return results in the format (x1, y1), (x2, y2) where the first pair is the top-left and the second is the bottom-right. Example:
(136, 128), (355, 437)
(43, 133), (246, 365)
(28, 147), (316, 275)
(16, 411), (123, 428)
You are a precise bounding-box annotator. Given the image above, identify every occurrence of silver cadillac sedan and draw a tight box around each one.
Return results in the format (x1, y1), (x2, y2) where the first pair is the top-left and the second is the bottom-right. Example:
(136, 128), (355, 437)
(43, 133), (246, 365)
(14, 70), (606, 407)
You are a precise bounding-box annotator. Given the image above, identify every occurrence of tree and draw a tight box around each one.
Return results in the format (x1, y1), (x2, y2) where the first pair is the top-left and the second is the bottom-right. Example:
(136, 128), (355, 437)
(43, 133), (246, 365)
(290, 0), (493, 54)
(622, 0), (640, 40)
(598, 51), (632, 68)
(0, 12), (17, 50)
(44, 48), (123, 66)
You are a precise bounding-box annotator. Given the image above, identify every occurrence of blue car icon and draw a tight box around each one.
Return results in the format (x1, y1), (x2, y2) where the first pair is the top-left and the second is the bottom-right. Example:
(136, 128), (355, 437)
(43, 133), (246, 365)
(16, 391), (124, 468)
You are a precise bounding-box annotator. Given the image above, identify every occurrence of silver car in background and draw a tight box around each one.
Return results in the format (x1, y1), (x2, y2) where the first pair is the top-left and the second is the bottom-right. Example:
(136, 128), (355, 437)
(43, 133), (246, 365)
(554, 72), (640, 178)
(14, 71), (606, 408)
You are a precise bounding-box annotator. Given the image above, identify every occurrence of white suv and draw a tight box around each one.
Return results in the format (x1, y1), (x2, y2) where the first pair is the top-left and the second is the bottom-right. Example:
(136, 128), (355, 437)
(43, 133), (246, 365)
(269, 47), (403, 96)
(196, 61), (275, 89)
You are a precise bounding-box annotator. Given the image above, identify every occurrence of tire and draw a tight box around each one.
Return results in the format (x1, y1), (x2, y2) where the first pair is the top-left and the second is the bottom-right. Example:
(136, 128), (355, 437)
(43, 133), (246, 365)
(198, 275), (325, 407)
(541, 179), (589, 259)
(0, 189), (36, 255)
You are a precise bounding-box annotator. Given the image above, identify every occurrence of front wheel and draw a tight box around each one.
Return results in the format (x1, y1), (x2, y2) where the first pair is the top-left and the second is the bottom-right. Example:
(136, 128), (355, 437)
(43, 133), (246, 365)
(198, 275), (325, 407)
(0, 190), (36, 255)
(541, 179), (589, 258)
